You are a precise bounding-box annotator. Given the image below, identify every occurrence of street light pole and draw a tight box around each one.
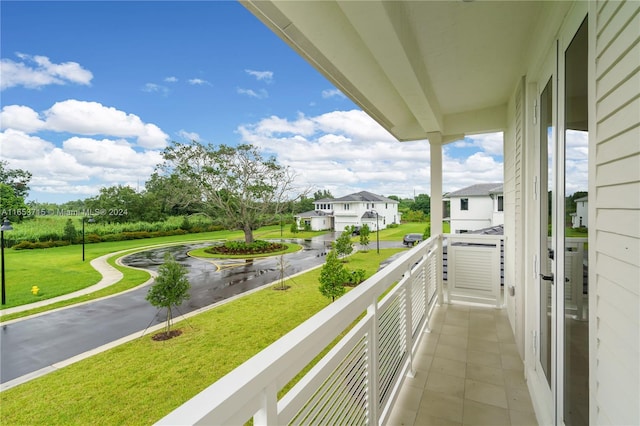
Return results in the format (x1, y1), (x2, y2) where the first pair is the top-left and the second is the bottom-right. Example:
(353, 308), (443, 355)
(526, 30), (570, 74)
(82, 216), (95, 262)
(1, 217), (14, 305)
(376, 212), (379, 254)
(371, 210), (379, 254)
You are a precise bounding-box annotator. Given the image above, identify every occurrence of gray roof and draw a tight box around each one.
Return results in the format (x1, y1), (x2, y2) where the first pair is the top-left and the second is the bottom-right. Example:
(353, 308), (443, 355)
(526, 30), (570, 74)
(446, 183), (503, 197)
(333, 190), (398, 203)
(469, 224), (504, 235)
(296, 210), (332, 218)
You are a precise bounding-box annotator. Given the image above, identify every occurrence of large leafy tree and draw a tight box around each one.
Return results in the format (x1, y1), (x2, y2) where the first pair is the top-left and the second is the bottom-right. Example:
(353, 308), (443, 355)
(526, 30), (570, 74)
(85, 185), (141, 223)
(145, 172), (203, 217)
(158, 142), (302, 243)
(0, 161), (31, 200)
(0, 162), (31, 221)
(411, 193), (431, 215)
(313, 189), (333, 200)
(0, 183), (28, 221)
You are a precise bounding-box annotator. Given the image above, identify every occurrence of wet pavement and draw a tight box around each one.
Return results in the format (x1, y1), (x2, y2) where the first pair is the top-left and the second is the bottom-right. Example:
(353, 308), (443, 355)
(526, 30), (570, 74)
(0, 235), (404, 385)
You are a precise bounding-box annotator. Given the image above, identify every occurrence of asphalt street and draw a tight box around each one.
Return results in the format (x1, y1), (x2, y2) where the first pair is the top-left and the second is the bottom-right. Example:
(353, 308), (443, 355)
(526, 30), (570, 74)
(0, 235), (403, 384)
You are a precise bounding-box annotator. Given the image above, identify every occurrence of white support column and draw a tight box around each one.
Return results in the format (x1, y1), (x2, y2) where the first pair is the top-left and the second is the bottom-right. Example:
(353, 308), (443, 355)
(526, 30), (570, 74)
(428, 132), (444, 305)
(429, 132), (443, 236)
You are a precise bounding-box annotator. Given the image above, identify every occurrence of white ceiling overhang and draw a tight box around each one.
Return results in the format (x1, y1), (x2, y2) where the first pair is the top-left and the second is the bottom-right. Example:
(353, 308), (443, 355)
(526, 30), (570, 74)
(241, 0), (545, 143)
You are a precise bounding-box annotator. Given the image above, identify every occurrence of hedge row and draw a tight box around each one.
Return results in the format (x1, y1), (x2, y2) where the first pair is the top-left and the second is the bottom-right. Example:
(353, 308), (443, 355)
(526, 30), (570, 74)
(11, 225), (224, 250)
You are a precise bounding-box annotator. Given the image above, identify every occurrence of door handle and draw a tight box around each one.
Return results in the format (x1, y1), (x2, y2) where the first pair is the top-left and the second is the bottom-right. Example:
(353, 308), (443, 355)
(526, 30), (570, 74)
(540, 273), (570, 283)
(540, 273), (554, 283)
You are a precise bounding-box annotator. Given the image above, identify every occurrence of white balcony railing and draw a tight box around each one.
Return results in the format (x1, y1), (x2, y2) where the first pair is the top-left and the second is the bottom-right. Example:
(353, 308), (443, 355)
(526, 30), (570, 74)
(157, 232), (507, 425)
(157, 235), (443, 426)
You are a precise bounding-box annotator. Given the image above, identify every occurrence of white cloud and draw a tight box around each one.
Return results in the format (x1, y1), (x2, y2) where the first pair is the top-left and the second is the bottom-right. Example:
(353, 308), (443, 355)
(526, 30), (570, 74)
(63, 137), (162, 169)
(177, 129), (201, 142)
(188, 78), (210, 86)
(1, 130), (163, 199)
(0, 129), (54, 159)
(469, 132), (504, 156)
(0, 53), (93, 90)
(245, 69), (274, 83)
(321, 88), (345, 99)
(43, 100), (168, 149)
(442, 152), (504, 193)
(142, 83), (169, 96)
(1, 99), (170, 201)
(237, 88), (268, 99)
(164, 76), (178, 83)
(238, 109), (430, 198)
(0, 105), (46, 133)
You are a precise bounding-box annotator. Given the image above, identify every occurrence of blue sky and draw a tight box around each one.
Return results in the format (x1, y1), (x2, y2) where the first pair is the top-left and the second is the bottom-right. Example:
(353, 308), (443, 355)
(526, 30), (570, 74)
(1, 1), (503, 204)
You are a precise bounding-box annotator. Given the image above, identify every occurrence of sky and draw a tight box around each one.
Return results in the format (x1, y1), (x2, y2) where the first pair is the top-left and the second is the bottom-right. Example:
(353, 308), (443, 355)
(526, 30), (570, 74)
(0, 1), (506, 205)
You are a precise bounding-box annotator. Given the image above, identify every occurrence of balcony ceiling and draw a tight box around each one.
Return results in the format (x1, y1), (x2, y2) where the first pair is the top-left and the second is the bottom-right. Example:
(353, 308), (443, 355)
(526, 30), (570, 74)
(241, 0), (546, 142)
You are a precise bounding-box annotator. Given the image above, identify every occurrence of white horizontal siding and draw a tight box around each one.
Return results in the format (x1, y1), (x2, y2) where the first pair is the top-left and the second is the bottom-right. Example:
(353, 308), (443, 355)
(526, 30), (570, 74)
(593, 1), (640, 424)
(595, 124), (640, 164)
(596, 208), (640, 237)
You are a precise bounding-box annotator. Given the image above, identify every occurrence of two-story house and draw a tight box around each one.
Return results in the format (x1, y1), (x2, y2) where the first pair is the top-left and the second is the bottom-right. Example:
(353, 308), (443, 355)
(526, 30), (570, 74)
(295, 190), (399, 232)
(571, 196), (589, 228)
(446, 183), (504, 233)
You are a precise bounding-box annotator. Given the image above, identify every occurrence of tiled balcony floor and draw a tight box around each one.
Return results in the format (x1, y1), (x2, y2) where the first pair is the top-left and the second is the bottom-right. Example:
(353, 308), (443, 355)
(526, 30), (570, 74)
(387, 303), (538, 426)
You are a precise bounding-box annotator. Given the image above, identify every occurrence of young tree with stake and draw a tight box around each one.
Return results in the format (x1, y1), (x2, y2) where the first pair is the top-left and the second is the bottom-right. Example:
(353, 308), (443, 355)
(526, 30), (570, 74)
(146, 253), (191, 335)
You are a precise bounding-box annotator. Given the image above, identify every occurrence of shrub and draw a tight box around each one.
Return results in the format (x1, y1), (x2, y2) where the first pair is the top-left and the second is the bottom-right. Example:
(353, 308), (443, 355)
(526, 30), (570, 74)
(345, 268), (366, 286)
(13, 240), (71, 250)
(204, 240), (286, 255)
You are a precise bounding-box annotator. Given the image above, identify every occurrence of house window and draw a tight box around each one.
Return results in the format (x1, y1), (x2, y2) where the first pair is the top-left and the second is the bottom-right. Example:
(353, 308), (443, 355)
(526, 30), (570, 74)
(461, 198), (469, 211)
(344, 204), (349, 210)
(497, 196), (504, 212)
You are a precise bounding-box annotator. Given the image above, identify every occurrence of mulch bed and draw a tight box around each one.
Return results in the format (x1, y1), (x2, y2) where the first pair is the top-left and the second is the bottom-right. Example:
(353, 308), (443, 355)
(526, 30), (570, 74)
(152, 329), (183, 341)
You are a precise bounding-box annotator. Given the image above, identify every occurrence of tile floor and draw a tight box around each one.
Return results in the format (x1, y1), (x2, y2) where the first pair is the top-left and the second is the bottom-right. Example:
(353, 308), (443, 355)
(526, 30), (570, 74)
(387, 303), (538, 426)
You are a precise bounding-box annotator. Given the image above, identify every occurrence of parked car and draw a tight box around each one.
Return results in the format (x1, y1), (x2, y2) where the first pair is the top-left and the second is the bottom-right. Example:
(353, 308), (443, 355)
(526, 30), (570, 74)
(351, 226), (361, 236)
(403, 233), (423, 246)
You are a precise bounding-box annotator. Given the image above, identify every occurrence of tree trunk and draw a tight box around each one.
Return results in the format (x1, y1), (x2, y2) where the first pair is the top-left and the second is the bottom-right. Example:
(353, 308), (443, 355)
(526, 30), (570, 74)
(244, 225), (254, 243)
(166, 307), (172, 333)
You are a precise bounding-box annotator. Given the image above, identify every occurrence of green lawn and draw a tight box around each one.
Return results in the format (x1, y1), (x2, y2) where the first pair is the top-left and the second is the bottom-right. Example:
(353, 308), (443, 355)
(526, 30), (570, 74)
(0, 248), (405, 425)
(1, 223), (442, 322)
(0, 227), (323, 312)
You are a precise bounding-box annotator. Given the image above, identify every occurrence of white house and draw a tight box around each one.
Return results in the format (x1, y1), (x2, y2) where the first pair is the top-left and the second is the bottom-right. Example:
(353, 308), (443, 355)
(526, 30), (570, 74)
(446, 183), (504, 233)
(162, 2), (640, 425)
(571, 196), (589, 228)
(295, 190), (399, 232)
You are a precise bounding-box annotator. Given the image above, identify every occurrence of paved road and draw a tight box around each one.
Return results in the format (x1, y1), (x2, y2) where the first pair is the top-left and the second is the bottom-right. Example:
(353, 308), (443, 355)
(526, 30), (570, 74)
(0, 236), (335, 384)
(0, 235), (404, 385)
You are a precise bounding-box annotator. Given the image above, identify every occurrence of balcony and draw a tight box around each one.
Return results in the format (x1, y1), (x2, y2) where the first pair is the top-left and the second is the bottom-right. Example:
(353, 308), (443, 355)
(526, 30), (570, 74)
(387, 304), (536, 425)
(157, 233), (535, 425)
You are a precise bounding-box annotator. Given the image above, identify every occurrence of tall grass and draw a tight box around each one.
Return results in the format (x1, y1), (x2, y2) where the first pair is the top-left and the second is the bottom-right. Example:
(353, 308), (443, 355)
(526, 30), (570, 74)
(3, 215), (215, 246)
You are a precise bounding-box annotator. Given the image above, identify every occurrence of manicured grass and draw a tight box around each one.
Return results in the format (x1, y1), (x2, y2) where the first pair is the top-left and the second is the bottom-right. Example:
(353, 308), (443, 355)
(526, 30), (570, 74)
(0, 226), (323, 312)
(0, 248), (405, 425)
(0, 224), (419, 322)
(376, 221), (449, 241)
